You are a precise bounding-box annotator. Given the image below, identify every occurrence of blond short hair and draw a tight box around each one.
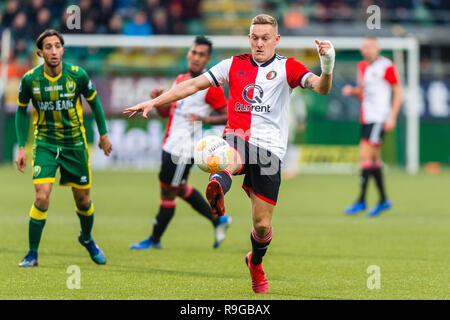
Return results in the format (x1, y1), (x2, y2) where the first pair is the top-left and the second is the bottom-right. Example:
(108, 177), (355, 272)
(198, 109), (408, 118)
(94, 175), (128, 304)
(251, 14), (278, 34)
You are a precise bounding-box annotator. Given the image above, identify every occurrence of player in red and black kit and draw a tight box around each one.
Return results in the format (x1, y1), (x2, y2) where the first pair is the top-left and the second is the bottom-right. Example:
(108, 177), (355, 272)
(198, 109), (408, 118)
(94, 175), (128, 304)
(342, 37), (403, 217)
(125, 15), (335, 294)
(129, 36), (231, 250)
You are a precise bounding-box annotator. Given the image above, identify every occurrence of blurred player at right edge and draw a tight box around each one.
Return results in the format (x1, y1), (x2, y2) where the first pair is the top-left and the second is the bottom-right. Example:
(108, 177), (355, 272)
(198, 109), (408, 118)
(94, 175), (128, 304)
(342, 37), (403, 217)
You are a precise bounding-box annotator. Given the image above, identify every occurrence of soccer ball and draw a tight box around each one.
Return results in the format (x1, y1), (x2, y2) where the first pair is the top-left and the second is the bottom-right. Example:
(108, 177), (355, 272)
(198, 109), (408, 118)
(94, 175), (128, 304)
(194, 135), (231, 173)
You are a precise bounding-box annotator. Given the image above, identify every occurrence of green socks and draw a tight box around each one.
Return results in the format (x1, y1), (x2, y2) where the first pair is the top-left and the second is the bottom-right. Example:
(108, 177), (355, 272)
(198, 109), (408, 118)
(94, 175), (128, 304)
(29, 218), (46, 253)
(27, 202), (95, 253)
(76, 202), (95, 242)
(28, 204), (48, 253)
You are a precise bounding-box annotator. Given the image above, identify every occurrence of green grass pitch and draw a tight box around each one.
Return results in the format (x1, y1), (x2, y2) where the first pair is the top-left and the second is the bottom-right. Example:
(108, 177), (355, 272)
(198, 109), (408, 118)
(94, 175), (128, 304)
(0, 165), (449, 300)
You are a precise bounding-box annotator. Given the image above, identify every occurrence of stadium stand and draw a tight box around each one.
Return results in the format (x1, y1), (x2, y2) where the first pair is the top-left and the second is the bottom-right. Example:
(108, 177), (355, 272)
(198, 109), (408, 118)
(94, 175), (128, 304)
(1, 0), (450, 79)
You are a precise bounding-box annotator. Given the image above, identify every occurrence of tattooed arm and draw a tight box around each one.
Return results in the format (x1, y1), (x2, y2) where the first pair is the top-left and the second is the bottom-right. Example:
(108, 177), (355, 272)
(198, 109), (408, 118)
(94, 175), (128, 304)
(303, 39), (334, 95)
(304, 73), (333, 95)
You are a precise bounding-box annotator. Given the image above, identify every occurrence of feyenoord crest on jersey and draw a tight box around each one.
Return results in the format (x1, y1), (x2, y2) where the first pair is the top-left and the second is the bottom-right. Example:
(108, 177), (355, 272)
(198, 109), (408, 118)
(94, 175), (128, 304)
(266, 70), (277, 80)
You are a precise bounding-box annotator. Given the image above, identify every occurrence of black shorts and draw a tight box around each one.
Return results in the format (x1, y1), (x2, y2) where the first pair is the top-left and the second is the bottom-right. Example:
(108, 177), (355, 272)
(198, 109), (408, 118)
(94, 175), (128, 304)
(361, 123), (384, 146)
(159, 150), (193, 188)
(223, 134), (281, 205)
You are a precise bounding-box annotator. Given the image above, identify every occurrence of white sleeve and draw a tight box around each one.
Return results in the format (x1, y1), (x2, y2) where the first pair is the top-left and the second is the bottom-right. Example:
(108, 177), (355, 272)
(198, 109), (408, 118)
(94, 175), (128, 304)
(204, 58), (232, 87)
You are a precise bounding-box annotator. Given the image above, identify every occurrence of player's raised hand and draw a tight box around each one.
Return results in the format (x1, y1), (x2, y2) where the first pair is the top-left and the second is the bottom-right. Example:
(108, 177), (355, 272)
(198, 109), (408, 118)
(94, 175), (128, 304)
(315, 39), (335, 75)
(123, 101), (154, 119)
(15, 147), (27, 173)
(315, 39), (332, 55)
(98, 134), (112, 156)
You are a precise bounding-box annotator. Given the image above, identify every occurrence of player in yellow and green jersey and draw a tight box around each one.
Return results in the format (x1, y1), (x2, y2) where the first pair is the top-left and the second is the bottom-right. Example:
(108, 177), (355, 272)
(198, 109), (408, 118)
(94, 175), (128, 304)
(15, 29), (113, 267)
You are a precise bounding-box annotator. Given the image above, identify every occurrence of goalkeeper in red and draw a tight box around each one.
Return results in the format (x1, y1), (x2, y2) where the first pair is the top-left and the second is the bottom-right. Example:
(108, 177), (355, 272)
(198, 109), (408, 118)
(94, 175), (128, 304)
(124, 14), (334, 294)
(15, 29), (112, 267)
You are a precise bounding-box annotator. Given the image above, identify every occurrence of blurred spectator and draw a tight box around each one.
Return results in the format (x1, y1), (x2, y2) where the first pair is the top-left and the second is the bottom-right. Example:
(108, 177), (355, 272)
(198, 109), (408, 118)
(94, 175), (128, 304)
(10, 11), (31, 56)
(1, 0), (450, 46)
(79, 0), (94, 23)
(123, 10), (153, 36)
(115, 0), (137, 20)
(95, 0), (116, 33)
(182, 0), (201, 20)
(168, 0), (185, 34)
(25, 0), (45, 26)
(82, 17), (98, 34)
(283, 3), (309, 29)
(335, 2), (354, 22)
(45, 0), (66, 23)
(11, 12), (31, 41)
(313, 2), (330, 22)
(116, 0), (137, 9)
(108, 14), (124, 34)
(145, 0), (164, 19)
(2, 0), (21, 28)
(151, 8), (170, 34)
(32, 8), (52, 39)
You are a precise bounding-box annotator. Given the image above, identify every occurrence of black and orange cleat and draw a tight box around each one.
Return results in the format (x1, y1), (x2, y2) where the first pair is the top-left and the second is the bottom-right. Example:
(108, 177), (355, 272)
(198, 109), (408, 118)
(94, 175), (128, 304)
(206, 179), (225, 217)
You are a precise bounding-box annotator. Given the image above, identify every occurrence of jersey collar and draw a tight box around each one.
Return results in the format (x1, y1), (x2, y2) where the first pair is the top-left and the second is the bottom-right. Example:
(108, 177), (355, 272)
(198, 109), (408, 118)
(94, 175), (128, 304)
(43, 70), (62, 82)
(250, 54), (277, 68)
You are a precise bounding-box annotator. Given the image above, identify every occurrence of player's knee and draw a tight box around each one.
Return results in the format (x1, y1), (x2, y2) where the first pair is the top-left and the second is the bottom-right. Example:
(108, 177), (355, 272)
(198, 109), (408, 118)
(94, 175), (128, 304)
(178, 185), (193, 198)
(76, 198), (91, 210)
(34, 191), (50, 208)
(73, 193), (91, 210)
(161, 186), (178, 200)
(252, 218), (271, 236)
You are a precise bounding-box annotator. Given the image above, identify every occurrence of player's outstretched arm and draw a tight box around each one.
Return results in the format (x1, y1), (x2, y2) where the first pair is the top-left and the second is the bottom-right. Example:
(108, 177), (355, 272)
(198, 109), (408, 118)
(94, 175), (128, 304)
(303, 39), (335, 95)
(15, 106), (29, 173)
(151, 87), (172, 118)
(124, 74), (212, 119)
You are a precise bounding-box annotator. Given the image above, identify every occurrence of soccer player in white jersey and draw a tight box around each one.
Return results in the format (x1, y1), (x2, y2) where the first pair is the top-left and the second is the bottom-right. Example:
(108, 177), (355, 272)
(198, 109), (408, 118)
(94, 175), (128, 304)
(129, 36), (231, 250)
(124, 14), (335, 294)
(342, 37), (403, 217)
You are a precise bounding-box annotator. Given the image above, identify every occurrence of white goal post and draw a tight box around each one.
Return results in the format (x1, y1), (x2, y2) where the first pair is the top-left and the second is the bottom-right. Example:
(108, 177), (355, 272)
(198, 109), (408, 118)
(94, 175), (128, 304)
(62, 35), (420, 174)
